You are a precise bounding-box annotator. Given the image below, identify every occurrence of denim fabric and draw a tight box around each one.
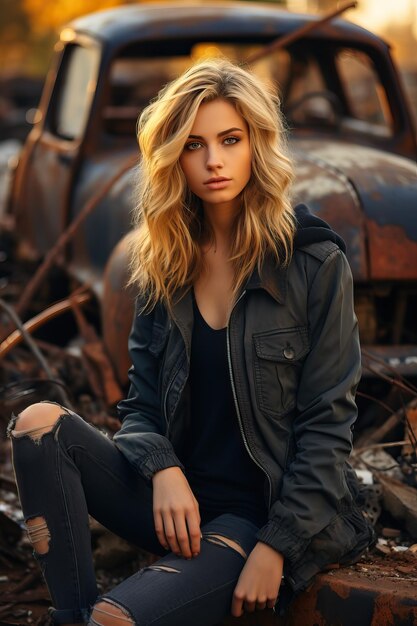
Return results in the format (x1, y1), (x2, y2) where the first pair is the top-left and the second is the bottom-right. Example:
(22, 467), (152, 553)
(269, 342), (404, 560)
(9, 409), (261, 626)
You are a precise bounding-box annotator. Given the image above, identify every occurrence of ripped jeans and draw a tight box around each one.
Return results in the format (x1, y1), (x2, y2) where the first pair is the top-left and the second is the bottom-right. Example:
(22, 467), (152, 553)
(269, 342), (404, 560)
(8, 404), (261, 626)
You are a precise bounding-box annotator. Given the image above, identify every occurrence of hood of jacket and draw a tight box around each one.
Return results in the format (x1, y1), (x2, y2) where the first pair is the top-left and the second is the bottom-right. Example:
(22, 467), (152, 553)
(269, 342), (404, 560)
(293, 203), (346, 253)
(245, 203), (346, 305)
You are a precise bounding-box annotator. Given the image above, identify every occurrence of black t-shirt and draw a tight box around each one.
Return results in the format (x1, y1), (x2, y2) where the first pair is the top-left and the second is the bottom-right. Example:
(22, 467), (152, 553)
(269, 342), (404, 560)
(182, 290), (268, 527)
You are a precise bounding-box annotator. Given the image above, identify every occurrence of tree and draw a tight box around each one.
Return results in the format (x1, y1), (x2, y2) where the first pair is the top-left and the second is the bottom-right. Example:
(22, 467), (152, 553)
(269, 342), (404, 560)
(22, 0), (137, 33)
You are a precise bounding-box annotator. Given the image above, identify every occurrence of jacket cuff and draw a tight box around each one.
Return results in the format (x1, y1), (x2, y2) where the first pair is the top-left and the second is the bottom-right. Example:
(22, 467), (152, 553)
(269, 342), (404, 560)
(138, 448), (185, 480)
(255, 519), (310, 563)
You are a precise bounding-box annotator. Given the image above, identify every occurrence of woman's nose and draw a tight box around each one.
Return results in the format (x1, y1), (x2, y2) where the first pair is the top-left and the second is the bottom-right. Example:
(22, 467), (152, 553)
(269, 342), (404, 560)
(206, 146), (223, 169)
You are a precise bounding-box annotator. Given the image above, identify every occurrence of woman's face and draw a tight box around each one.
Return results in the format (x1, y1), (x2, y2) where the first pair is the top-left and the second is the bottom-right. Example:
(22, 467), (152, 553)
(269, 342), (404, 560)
(179, 98), (251, 213)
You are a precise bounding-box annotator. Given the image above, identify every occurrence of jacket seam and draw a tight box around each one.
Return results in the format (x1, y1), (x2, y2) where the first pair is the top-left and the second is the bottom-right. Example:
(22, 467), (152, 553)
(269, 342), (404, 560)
(306, 247), (342, 296)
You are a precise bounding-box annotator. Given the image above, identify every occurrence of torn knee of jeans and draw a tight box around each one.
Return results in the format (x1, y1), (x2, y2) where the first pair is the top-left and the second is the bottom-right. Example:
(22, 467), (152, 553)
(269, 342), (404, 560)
(89, 599), (134, 626)
(26, 516), (51, 555)
(203, 533), (247, 559)
(7, 404), (68, 443)
(145, 564), (180, 573)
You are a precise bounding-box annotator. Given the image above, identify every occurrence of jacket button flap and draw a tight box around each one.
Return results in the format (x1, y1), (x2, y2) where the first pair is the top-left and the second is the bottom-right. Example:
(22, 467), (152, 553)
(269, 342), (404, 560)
(253, 327), (309, 362)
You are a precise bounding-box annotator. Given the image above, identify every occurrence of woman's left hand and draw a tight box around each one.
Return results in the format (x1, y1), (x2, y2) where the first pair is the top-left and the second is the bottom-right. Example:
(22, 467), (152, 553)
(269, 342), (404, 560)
(231, 542), (284, 617)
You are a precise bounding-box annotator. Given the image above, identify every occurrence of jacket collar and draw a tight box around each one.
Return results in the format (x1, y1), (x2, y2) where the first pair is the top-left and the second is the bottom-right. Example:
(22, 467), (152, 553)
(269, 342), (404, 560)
(244, 254), (287, 304)
(171, 254), (287, 346)
(170, 285), (194, 360)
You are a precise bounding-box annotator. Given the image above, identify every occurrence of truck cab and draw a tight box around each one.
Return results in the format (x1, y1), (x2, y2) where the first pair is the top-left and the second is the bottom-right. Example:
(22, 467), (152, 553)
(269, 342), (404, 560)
(6, 2), (417, 388)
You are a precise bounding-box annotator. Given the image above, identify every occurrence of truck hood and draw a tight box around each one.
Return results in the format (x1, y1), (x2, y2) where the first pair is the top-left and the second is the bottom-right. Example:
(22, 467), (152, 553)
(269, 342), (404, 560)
(291, 139), (417, 281)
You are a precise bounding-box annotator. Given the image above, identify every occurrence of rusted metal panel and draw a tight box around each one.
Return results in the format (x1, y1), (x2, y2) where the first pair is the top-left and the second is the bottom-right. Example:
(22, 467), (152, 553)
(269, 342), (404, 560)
(68, 3), (389, 51)
(289, 569), (417, 626)
(291, 147), (367, 281)
(366, 220), (417, 280)
(220, 561), (417, 625)
(293, 140), (417, 280)
(68, 154), (137, 289)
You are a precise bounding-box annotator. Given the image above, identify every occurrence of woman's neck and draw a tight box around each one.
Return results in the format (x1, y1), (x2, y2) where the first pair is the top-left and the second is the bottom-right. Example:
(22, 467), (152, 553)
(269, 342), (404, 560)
(202, 201), (241, 254)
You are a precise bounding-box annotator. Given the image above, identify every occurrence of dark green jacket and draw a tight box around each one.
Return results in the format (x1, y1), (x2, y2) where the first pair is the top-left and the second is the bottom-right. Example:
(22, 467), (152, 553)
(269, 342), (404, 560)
(114, 206), (375, 596)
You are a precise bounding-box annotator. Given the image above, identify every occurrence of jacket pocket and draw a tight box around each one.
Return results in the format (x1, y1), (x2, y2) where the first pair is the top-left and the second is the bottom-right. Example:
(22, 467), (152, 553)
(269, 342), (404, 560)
(253, 326), (309, 419)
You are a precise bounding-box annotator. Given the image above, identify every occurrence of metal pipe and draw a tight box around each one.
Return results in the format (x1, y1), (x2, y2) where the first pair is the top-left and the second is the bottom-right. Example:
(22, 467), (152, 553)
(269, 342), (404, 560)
(0, 292), (91, 358)
(246, 1), (358, 64)
(0, 298), (72, 408)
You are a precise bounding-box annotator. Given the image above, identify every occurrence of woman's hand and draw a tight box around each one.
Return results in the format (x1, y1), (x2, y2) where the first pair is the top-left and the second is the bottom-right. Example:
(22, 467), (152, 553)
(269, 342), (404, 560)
(152, 466), (201, 559)
(231, 542), (284, 616)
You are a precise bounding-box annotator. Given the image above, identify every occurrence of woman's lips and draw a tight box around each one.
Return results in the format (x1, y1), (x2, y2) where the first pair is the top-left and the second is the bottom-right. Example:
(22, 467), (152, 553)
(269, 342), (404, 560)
(204, 179), (231, 190)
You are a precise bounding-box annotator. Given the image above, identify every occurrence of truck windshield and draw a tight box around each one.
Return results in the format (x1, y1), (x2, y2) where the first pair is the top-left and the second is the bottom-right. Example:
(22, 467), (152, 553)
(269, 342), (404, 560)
(102, 40), (393, 141)
(54, 44), (100, 140)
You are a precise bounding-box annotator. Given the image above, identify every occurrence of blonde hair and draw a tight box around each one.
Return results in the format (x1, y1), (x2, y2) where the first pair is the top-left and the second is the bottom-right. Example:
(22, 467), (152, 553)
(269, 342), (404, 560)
(129, 57), (295, 311)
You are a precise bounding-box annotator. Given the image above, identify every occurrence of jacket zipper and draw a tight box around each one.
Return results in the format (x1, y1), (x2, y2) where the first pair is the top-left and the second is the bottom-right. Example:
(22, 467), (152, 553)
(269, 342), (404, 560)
(163, 317), (188, 437)
(163, 357), (184, 435)
(226, 290), (273, 509)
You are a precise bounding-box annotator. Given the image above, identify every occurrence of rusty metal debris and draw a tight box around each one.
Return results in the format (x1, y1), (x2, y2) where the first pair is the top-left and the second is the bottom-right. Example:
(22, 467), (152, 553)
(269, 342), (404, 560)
(378, 475), (417, 538)
(70, 294), (123, 407)
(246, 1), (358, 65)
(0, 291), (91, 359)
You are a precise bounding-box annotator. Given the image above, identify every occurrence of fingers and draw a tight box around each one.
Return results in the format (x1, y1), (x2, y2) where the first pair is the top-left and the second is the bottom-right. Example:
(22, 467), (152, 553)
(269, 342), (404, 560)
(154, 508), (201, 557)
(153, 510), (169, 551)
(232, 591), (277, 617)
(266, 597), (277, 609)
(192, 495), (201, 525)
(255, 600), (267, 611)
(174, 506), (202, 558)
(163, 514), (182, 555)
(231, 592), (244, 618)
(243, 598), (257, 613)
(173, 511), (193, 558)
(152, 469), (201, 557)
(186, 509), (201, 556)
(232, 594), (256, 617)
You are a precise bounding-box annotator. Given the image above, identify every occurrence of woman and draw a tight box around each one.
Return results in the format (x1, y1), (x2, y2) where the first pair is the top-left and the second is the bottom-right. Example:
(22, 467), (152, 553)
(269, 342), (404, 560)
(8, 58), (374, 626)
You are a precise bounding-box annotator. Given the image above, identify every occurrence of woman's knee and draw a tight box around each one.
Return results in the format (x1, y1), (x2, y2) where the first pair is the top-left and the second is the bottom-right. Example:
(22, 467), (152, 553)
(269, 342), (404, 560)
(11, 402), (69, 441)
(89, 600), (134, 626)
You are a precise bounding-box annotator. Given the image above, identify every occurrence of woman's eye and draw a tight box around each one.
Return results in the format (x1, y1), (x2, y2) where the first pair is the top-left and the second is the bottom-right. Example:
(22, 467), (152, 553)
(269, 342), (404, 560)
(185, 142), (202, 151)
(224, 136), (239, 145)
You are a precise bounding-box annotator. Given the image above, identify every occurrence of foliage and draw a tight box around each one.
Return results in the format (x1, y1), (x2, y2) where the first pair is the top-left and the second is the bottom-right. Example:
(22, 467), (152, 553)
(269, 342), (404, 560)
(22, 0), (137, 33)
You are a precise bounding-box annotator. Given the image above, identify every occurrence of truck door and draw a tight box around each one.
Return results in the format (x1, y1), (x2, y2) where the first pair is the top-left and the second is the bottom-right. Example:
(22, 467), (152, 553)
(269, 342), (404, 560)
(13, 41), (100, 258)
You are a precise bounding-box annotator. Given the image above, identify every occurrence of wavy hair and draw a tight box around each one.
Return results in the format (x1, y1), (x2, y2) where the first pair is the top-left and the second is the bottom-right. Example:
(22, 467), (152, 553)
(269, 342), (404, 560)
(128, 57), (295, 311)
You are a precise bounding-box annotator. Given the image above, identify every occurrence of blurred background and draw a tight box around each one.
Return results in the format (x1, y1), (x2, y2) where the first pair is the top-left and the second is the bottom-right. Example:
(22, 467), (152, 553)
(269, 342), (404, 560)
(0, 0), (416, 143)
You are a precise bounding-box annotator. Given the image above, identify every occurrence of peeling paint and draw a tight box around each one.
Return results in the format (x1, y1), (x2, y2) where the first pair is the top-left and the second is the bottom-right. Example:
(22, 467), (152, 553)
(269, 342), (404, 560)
(293, 175), (348, 199)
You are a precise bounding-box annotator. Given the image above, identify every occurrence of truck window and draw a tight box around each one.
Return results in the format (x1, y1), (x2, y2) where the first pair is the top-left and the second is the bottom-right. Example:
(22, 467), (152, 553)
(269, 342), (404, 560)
(336, 48), (393, 137)
(103, 56), (191, 135)
(103, 41), (393, 141)
(283, 53), (336, 125)
(102, 43), (292, 136)
(54, 44), (100, 140)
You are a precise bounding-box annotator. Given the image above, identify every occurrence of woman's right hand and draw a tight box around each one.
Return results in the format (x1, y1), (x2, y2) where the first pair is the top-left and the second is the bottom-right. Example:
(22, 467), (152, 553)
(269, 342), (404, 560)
(152, 466), (201, 558)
